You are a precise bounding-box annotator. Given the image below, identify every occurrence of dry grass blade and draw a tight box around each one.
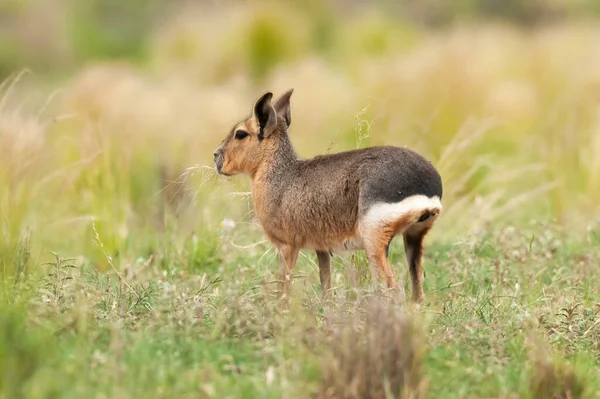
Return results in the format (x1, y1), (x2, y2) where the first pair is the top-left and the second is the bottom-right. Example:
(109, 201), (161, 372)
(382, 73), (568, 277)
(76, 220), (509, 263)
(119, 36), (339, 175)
(90, 217), (139, 298)
(319, 296), (426, 399)
(527, 340), (588, 399)
(436, 117), (496, 170)
(487, 181), (559, 221)
(0, 69), (32, 113)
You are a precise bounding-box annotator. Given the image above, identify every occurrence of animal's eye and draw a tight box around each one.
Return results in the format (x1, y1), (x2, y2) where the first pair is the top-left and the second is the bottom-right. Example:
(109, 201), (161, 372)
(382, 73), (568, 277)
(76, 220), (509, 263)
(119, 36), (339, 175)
(234, 130), (249, 140)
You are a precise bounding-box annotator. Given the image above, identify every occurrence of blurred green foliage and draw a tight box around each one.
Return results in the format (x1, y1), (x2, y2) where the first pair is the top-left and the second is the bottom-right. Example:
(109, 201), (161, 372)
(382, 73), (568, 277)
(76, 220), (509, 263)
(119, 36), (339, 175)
(2, 0), (600, 79)
(67, 0), (161, 62)
(0, 304), (55, 399)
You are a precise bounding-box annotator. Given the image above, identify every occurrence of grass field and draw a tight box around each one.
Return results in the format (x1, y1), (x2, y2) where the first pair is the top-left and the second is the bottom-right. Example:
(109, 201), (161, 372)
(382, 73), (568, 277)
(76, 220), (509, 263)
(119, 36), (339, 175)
(2, 2), (600, 398)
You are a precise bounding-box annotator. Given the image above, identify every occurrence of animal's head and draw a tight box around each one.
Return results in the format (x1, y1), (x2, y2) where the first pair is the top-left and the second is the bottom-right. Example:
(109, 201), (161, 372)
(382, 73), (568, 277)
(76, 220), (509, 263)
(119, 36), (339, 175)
(213, 89), (293, 176)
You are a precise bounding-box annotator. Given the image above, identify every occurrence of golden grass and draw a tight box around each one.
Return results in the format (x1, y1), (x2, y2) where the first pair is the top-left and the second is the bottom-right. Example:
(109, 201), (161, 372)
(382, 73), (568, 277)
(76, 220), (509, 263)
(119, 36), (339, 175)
(1, 3), (600, 271)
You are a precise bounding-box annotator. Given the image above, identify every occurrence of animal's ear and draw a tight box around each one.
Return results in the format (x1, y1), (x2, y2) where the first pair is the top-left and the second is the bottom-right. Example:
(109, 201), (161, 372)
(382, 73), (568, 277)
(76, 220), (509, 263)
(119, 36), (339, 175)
(253, 92), (277, 138)
(273, 88), (294, 127)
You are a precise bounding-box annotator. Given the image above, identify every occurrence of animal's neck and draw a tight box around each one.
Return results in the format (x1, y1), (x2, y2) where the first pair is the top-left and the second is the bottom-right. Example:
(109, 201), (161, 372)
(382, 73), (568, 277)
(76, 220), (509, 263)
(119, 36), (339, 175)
(251, 133), (299, 182)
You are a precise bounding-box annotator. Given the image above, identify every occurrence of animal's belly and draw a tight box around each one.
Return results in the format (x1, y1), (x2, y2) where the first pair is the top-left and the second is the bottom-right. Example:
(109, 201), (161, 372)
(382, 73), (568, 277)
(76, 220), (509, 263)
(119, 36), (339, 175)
(259, 215), (363, 251)
(304, 232), (365, 253)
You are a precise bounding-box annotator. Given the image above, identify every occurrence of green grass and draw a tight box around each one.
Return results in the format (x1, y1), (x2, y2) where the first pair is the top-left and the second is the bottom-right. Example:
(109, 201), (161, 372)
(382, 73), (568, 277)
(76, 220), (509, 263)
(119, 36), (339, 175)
(1, 221), (599, 399)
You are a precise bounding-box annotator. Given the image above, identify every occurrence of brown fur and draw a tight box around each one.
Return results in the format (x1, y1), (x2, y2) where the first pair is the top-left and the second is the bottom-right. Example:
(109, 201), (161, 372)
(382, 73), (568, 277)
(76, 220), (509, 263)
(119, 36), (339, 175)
(214, 89), (443, 302)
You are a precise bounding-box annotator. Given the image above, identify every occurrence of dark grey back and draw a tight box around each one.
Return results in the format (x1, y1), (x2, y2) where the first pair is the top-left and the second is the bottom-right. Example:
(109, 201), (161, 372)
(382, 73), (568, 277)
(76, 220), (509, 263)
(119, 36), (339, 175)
(259, 139), (442, 231)
(356, 146), (443, 207)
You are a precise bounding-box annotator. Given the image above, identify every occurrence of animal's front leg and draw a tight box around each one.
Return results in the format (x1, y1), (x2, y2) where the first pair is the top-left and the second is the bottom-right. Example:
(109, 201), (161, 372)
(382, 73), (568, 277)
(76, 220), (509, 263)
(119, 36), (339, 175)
(277, 245), (299, 299)
(316, 250), (332, 298)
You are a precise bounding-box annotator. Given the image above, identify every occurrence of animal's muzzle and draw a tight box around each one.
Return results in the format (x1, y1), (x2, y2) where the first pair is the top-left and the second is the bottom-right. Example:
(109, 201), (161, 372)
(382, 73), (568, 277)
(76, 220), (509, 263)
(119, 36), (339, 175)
(213, 148), (225, 175)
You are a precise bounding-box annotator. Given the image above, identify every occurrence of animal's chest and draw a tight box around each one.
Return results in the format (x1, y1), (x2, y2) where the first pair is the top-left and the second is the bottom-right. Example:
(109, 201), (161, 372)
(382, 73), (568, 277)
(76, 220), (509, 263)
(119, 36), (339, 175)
(250, 182), (360, 250)
(251, 186), (298, 233)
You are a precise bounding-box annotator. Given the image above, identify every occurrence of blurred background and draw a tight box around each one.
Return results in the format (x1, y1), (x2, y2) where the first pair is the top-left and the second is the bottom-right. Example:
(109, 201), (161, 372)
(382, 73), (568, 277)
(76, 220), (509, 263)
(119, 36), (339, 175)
(2, 0), (600, 275)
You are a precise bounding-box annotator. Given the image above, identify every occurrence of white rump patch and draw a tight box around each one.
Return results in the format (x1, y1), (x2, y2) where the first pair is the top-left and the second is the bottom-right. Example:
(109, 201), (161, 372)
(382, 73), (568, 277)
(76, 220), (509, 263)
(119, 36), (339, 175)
(360, 195), (442, 233)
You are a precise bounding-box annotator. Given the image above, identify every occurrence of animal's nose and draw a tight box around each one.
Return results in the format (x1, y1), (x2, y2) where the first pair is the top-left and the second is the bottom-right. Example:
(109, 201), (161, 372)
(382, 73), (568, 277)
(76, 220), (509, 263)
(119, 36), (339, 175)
(213, 150), (219, 158)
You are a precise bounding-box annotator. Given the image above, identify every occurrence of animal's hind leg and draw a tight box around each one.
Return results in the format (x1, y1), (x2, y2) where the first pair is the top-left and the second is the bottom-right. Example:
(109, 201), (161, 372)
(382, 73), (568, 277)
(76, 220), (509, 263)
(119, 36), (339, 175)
(403, 229), (428, 303)
(362, 214), (416, 298)
(364, 239), (398, 290)
(403, 207), (439, 303)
